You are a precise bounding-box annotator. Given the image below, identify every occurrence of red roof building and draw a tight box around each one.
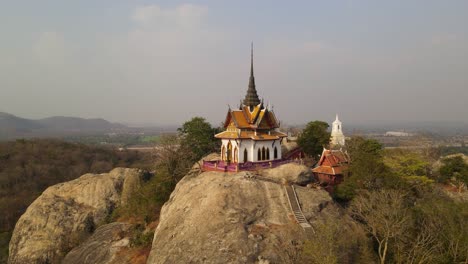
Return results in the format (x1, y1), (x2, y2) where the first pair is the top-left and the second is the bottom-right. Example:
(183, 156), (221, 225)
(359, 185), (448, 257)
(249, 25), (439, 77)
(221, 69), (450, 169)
(312, 148), (350, 186)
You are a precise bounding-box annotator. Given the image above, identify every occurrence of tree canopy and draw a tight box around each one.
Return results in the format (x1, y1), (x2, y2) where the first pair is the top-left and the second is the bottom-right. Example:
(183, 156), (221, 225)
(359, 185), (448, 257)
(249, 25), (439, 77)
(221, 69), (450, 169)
(334, 137), (404, 201)
(178, 117), (220, 162)
(297, 120), (330, 158)
(439, 155), (468, 192)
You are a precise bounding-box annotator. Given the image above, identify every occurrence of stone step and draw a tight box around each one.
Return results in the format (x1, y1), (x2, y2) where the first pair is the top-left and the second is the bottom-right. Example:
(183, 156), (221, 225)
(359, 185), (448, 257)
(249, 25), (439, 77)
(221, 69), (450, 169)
(284, 184), (314, 234)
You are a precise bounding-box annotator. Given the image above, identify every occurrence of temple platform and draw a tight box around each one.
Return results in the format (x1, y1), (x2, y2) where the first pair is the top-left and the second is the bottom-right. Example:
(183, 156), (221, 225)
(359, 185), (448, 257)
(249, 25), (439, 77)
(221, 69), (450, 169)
(201, 158), (302, 173)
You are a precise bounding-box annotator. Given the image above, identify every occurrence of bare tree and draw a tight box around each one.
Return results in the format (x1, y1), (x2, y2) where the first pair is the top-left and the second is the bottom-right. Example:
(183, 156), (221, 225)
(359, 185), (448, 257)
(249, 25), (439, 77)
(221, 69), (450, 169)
(349, 190), (410, 264)
(154, 134), (193, 186)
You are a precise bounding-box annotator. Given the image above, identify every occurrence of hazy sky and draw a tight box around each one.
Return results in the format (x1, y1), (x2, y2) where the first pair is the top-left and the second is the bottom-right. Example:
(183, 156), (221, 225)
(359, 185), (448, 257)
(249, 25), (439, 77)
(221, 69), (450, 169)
(1, 1), (467, 126)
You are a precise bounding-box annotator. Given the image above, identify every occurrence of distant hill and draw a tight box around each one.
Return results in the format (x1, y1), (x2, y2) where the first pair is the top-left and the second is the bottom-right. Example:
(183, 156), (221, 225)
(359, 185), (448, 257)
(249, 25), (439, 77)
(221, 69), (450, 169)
(38, 116), (126, 131)
(0, 112), (127, 140)
(0, 112), (43, 131)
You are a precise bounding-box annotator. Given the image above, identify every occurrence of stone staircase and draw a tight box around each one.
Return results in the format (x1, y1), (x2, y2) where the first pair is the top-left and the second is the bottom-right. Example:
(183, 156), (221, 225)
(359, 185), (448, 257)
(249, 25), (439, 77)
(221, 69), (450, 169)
(248, 174), (315, 235)
(284, 185), (314, 233)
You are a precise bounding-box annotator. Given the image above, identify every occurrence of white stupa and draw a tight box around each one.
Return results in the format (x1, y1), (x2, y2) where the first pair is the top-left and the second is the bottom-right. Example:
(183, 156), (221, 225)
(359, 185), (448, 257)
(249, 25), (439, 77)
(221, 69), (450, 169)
(330, 114), (345, 147)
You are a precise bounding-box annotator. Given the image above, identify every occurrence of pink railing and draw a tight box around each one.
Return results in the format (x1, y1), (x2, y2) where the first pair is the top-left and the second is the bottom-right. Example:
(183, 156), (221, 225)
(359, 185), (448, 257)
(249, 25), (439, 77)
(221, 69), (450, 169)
(202, 158), (302, 172)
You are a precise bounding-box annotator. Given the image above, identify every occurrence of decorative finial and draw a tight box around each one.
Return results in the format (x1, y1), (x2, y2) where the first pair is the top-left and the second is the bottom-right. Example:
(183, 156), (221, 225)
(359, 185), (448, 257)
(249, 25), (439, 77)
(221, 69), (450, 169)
(250, 42), (254, 76)
(243, 42), (261, 107)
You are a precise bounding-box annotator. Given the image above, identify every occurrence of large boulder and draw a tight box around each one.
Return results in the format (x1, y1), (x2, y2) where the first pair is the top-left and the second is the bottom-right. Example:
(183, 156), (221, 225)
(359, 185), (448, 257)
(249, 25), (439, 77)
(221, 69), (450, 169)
(8, 168), (149, 264)
(62, 222), (133, 264)
(260, 163), (313, 185)
(147, 168), (337, 264)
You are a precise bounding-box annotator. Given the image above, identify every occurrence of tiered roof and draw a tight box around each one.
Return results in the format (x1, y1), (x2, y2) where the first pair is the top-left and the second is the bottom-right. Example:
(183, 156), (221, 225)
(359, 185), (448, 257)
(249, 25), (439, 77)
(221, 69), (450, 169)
(215, 44), (287, 141)
(312, 149), (350, 175)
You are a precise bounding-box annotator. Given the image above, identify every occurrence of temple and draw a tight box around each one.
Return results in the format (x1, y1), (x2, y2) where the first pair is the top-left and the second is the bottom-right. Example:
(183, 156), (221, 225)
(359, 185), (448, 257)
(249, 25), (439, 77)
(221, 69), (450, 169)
(213, 45), (287, 165)
(311, 115), (349, 191)
(312, 148), (350, 188)
(330, 114), (345, 148)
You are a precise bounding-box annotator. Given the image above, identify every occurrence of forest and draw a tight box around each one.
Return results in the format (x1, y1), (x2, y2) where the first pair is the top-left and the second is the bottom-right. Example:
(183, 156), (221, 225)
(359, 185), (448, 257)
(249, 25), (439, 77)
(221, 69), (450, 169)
(0, 139), (154, 262)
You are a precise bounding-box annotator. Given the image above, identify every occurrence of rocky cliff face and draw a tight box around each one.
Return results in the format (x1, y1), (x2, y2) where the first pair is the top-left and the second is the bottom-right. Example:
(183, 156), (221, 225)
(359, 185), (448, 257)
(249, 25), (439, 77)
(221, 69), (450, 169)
(61, 222), (133, 264)
(8, 168), (149, 264)
(147, 163), (338, 264)
(9, 161), (337, 264)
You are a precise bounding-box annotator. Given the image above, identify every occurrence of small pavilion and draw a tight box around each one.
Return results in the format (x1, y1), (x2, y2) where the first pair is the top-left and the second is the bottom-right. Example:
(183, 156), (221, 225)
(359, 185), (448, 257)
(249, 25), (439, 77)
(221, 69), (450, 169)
(312, 115), (349, 189)
(312, 148), (350, 187)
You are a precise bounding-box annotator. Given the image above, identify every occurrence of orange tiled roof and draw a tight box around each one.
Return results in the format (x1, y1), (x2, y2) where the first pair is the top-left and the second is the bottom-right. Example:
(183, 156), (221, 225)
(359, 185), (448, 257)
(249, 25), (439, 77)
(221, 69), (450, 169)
(312, 164), (349, 176)
(215, 130), (287, 140)
(223, 103), (280, 130)
(312, 166), (335, 174)
(312, 149), (349, 176)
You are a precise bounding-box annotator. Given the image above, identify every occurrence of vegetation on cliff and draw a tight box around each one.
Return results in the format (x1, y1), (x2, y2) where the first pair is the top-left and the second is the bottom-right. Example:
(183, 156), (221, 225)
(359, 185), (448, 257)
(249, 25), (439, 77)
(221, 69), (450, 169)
(177, 116), (221, 162)
(297, 120), (330, 158)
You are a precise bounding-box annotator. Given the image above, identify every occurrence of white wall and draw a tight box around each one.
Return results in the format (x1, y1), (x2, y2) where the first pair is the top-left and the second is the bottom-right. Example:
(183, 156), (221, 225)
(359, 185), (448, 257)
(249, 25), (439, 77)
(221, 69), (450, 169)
(220, 139), (282, 163)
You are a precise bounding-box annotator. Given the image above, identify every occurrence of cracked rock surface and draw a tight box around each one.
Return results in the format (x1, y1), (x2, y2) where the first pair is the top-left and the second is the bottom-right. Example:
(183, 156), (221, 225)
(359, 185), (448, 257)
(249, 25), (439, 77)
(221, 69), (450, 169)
(147, 168), (338, 264)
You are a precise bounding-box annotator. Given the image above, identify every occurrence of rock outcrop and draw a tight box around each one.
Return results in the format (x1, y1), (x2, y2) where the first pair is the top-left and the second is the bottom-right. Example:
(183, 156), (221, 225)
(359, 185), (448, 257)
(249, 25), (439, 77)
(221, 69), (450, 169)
(260, 163), (314, 185)
(147, 167), (338, 264)
(8, 168), (149, 264)
(62, 222), (133, 264)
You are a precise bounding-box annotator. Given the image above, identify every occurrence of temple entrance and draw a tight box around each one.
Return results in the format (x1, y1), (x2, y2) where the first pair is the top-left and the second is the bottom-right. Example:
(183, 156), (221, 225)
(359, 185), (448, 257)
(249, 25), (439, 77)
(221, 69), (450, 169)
(221, 145), (226, 161)
(234, 147), (238, 163)
(227, 142), (232, 163)
(244, 149), (248, 163)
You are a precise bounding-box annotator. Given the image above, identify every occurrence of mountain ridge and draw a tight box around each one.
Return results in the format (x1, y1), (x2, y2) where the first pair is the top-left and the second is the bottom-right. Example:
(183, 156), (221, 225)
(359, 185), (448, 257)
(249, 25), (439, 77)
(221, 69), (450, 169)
(0, 112), (127, 140)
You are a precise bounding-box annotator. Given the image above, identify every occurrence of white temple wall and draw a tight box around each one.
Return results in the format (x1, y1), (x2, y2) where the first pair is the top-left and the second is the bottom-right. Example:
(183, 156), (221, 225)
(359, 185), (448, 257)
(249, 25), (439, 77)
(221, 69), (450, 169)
(221, 139), (282, 163)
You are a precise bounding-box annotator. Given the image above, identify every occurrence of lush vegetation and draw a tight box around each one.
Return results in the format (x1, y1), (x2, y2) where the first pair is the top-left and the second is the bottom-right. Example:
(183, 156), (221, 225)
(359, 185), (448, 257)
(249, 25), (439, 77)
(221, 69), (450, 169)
(0, 139), (154, 263)
(297, 120), (330, 158)
(326, 136), (468, 264)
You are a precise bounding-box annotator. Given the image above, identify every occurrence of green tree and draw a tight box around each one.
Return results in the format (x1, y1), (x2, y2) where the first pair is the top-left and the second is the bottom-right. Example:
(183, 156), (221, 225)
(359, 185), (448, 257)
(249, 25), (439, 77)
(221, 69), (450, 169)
(297, 121), (330, 158)
(384, 149), (434, 187)
(178, 117), (220, 162)
(439, 156), (468, 192)
(335, 137), (405, 201)
(384, 149), (429, 177)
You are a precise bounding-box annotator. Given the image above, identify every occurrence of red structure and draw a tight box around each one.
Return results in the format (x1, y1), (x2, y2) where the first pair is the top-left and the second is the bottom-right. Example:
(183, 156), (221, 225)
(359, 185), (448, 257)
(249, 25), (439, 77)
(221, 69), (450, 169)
(312, 148), (350, 186)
